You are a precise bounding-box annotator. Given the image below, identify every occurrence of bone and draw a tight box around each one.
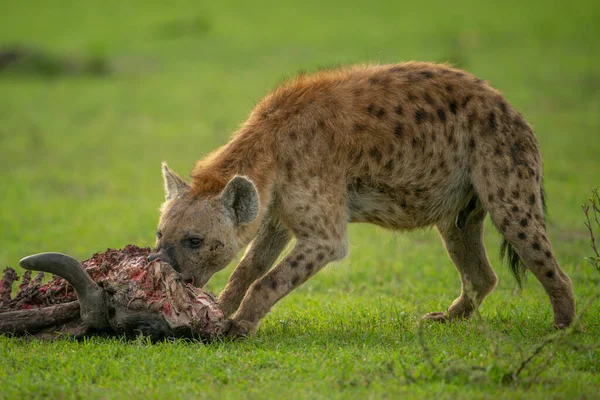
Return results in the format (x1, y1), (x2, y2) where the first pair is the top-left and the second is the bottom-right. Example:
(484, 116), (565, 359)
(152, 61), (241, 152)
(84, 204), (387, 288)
(0, 301), (81, 334)
(19, 253), (109, 329)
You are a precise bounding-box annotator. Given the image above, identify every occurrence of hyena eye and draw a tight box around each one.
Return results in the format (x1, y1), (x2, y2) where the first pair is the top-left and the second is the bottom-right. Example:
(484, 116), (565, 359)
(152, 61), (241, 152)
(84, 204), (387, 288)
(156, 231), (163, 239)
(187, 237), (203, 249)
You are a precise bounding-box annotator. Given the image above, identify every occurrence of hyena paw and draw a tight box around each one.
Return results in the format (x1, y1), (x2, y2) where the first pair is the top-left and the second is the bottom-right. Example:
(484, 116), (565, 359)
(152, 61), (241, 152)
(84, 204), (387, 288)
(554, 320), (578, 330)
(220, 319), (256, 340)
(421, 311), (449, 323)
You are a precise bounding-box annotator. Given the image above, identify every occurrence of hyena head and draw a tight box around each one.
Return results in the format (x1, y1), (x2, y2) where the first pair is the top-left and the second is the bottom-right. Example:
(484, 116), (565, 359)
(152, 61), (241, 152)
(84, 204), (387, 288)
(149, 163), (259, 287)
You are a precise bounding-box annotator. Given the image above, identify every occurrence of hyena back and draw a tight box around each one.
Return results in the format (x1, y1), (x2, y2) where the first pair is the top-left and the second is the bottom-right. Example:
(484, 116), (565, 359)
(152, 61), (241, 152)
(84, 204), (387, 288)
(151, 62), (575, 337)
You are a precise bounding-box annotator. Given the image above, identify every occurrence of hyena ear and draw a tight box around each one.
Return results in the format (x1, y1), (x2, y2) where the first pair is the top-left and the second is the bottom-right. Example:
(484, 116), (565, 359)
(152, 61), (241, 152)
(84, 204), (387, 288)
(220, 176), (259, 225)
(162, 162), (190, 201)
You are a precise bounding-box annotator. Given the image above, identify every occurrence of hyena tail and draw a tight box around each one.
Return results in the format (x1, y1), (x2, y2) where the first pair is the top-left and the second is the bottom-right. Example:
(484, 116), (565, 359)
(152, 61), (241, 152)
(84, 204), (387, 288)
(499, 185), (547, 288)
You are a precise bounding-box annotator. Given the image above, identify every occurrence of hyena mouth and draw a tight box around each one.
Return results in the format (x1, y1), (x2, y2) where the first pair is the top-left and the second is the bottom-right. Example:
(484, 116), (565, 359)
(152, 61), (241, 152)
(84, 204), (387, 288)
(147, 245), (180, 272)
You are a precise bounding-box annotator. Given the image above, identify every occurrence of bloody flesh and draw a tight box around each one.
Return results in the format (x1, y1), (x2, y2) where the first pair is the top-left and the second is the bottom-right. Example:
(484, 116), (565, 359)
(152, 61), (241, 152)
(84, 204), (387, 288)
(0, 245), (225, 340)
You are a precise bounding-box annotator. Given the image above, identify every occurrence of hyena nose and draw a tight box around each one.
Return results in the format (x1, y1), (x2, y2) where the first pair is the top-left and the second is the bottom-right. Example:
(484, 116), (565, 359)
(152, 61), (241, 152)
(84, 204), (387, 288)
(147, 252), (162, 263)
(146, 248), (177, 270)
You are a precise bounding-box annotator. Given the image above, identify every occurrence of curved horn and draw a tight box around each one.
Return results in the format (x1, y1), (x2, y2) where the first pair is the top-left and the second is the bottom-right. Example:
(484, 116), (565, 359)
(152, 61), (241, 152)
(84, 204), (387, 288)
(19, 253), (109, 329)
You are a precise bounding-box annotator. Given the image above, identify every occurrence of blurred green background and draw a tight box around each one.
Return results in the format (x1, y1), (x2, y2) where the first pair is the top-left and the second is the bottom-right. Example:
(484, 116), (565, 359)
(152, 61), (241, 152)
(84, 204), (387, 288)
(1, 0), (598, 276)
(1, 0), (600, 398)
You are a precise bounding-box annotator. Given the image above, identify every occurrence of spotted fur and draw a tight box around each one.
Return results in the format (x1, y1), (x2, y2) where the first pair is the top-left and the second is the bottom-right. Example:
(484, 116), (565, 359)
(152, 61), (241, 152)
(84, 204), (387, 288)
(153, 62), (575, 337)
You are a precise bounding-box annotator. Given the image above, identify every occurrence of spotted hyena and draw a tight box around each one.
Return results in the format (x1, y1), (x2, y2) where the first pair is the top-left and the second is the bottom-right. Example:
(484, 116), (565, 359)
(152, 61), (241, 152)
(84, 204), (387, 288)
(149, 62), (575, 337)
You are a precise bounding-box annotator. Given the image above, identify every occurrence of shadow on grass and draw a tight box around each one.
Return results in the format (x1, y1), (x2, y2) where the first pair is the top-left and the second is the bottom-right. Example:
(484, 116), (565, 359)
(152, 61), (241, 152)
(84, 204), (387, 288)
(155, 16), (211, 39)
(0, 45), (111, 77)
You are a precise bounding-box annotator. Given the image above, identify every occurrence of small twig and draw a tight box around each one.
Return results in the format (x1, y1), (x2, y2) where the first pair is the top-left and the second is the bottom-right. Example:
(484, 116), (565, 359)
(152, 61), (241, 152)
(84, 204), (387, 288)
(583, 205), (597, 257)
(591, 189), (600, 252)
(583, 189), (600, 272)
(524, 352), (555, 389)
(511, 292), (599, 387)
(592, 189), (600, 230)
(512, 331), (558, 385)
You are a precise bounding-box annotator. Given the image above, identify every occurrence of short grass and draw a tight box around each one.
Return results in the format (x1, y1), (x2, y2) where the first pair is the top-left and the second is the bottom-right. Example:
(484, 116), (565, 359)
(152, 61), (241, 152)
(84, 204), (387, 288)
(1, 0), (599, 398)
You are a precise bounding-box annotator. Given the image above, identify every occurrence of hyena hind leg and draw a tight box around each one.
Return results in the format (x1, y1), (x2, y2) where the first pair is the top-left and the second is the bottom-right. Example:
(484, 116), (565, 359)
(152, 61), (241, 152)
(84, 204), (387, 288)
(488, 200), (575, 329)
(424, 199), (498, 322)
(474, 157), (576, 329)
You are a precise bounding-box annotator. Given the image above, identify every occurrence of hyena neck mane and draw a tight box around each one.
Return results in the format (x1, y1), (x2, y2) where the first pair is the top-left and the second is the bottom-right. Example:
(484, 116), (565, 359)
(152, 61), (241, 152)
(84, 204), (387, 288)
(190, 126), (276, 246)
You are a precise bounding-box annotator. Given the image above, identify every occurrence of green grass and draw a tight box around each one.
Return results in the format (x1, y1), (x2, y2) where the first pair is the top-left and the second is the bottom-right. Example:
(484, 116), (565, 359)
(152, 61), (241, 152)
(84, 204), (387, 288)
(1, 0), (599, 398)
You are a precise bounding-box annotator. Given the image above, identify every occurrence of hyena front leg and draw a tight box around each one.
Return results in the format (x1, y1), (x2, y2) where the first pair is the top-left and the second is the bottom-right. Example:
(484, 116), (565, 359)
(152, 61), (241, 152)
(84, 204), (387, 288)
(221, 170), (351, 337)
(424, 198), (498, 322)
(218, 216), (291, 318)
(223, 236), (347, 337)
